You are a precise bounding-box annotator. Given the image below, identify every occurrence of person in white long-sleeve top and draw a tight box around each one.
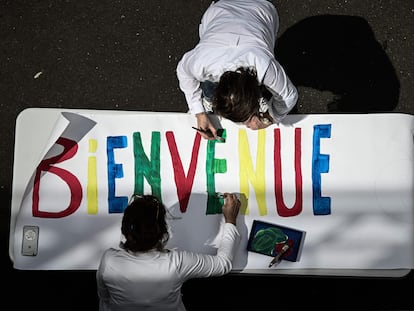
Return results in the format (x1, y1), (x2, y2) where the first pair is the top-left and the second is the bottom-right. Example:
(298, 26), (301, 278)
(96, 193), (241, 311)
(176, 0), (298, 140)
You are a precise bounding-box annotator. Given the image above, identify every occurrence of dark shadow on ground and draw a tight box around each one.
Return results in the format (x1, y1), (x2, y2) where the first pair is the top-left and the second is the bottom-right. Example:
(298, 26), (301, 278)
(276, 15), (400, 113)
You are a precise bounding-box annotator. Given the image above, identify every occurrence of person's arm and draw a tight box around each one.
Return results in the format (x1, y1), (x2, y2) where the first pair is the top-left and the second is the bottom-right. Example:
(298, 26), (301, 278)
(174, 193), (241, 279)
(96, 251), (112, 311)
(215, 192), (241, 264)
(262, 60), (298, 122)
(176, 53), (205, 115)
(177, 53), (218, 139)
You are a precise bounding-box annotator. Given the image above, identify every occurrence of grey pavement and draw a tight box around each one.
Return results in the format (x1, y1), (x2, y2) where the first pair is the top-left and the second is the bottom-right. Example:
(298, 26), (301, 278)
(1, 0), (413, 309)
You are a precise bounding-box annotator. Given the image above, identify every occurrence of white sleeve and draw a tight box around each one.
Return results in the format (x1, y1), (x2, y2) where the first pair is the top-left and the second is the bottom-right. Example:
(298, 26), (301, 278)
(176, 52), (205, 115)
(175, 223), (240, 281)
(263, 60), (298, 122)
(96, 251), (112, 310)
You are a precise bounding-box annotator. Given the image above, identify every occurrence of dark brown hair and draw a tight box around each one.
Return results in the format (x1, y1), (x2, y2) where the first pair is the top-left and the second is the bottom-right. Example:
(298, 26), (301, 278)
(121, 195), (169, 252)
(212, 67), (261, 122)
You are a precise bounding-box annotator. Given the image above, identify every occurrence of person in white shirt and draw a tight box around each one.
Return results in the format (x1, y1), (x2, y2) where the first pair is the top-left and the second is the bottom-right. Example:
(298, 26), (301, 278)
(176, 0), (298, 140)
(96, 193), (241, 311)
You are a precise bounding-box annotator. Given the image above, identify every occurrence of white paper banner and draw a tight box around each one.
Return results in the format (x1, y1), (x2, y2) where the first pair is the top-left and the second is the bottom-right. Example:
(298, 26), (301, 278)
(11, 111), (414, 270)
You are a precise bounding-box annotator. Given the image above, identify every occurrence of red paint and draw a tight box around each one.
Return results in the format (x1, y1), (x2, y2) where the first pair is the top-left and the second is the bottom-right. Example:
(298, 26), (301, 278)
(166, 131), (201, 212)
(274, 128), (303, 217)
(32, 137), (82, 218)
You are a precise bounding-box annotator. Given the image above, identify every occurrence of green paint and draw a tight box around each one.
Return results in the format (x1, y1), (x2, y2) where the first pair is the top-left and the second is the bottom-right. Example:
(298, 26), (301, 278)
(206, 129), (227, 214)
(133, 132), (162, 201)
(216, 128), (226, 142)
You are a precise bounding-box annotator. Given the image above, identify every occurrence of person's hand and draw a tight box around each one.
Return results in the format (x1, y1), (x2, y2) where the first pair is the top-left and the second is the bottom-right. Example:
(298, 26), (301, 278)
(222, 193), (240, 225)
(195, 112), (218, 140)
(243, 112), (274, 130)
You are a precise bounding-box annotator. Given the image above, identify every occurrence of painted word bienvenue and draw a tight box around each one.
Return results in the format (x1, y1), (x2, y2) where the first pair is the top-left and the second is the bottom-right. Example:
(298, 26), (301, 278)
(31, 125), (332, 219)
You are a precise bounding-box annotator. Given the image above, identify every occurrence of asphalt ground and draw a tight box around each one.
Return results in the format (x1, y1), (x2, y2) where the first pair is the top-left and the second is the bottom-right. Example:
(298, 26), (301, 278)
(1, 0), (413, 309)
